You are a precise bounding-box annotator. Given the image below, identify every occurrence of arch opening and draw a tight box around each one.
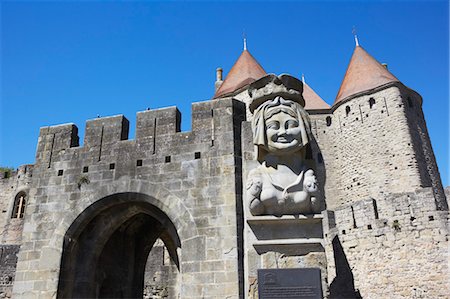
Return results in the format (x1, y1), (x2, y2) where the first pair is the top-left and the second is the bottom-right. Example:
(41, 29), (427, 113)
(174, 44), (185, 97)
(11, 191), (26, 219)
(57, 193), (181, 299)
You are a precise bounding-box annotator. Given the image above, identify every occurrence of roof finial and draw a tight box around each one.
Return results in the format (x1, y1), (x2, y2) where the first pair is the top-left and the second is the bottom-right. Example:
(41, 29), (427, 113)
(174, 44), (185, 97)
(352, 26), (360, 47)
(301, 73), (305, 84)
(243, 30), (247, 51)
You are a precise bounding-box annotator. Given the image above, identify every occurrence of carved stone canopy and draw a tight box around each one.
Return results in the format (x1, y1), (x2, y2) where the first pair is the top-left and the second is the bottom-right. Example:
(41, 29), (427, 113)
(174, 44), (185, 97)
(248, 74), (305, 113)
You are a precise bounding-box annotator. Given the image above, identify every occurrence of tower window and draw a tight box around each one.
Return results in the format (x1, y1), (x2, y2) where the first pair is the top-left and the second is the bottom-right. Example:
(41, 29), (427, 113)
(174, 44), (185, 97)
(326, 116), (332, 127)
(345, 106), (351, 116)
(12, 192), (26, 219)
(369, 98), (375, 109)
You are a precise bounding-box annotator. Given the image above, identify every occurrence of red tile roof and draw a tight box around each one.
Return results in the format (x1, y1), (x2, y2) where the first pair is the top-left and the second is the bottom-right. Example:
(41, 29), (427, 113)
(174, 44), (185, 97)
(303, 82), (330, 110)
(334, 46), (399, 105)
(214, 50), (266, 98)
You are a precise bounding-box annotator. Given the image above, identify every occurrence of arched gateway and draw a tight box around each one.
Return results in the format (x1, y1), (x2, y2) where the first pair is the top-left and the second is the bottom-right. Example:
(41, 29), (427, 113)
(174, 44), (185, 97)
(57, 193), (180, 298)
(11, 98), (245, 298)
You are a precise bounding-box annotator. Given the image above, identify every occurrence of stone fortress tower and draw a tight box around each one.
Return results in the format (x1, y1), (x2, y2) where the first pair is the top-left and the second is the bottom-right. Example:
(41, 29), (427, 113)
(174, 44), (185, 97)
(0, 40), (448, 299)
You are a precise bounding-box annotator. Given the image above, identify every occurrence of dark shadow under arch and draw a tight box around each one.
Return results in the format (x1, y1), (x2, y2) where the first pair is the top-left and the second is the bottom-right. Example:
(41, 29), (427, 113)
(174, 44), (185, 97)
(57, 192), (181, 299)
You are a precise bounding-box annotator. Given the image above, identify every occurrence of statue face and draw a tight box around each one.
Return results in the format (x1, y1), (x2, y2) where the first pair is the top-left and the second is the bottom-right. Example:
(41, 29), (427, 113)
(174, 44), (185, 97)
(265, 110), (302, 154)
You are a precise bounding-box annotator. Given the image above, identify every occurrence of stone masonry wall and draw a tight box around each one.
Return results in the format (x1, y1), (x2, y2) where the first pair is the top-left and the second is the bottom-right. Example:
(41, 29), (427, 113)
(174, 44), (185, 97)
(308, 111), (335, 208)
(312, 84), (429, 209)
(0, 165), (32, 245)
(143, 239), (179, 299)
(402, 87), (447, 210)
(0, 166), (32, 298)
(0, 245), (20, 299)
(12, 98), (246, 299)
(323, 187), (449, 298)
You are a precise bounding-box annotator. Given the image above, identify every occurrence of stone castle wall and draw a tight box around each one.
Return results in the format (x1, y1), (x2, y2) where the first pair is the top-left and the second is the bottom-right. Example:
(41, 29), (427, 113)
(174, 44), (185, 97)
(143, 239), (179, 299)
(0, 245), (20, 298)
(323, 187), (449, 298)
(309, 84), (444, 210)
(403, 88), (447, 210)
(0, 166), (33, 298)
(0, 165), (33, 245)
(0, 78), (448, 298)
(10, 98), (247, 298)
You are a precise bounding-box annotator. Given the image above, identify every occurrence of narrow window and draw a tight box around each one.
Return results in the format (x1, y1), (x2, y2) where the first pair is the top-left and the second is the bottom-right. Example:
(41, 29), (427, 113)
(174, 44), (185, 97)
(136, 160), (143, 167)
(351, 206), (357, 228)
(326, 116), (332, 127)
(109, 163), (115, 170)
(369, 97), (375, 109)
(372, 199), (379, 219)
(345, 106), (351, 116)
(194, 152), (201, 159)
(165, 156), (171, 163)
(83, 166), (89, 173)
(57, 170), (64, 176)
(12, 192), (26, 219)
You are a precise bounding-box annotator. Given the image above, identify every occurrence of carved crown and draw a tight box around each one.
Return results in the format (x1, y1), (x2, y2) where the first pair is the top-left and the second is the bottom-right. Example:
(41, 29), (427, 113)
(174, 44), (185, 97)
(248, 74), (305, 113)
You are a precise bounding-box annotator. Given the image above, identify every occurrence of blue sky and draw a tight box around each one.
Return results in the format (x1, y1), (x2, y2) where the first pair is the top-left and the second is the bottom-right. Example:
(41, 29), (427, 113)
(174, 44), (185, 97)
(1, 1), (448, 186)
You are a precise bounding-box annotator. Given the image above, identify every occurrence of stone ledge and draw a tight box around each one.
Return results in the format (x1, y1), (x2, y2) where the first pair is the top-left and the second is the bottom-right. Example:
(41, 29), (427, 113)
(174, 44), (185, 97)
(252, 238), (324, 255)
(247, 214), (324, 240)
(246, 214), (323, 225)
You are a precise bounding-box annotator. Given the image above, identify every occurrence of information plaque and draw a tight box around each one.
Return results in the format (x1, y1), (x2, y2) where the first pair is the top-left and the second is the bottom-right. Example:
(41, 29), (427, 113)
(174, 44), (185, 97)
(257, 268), (322, 299)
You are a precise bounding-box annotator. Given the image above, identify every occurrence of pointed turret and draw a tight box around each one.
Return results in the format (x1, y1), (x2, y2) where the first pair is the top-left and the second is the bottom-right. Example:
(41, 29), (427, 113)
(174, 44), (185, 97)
(334, 46), (399, 105)
(213, 49), (266, 98)
(302, 75), (330, 110)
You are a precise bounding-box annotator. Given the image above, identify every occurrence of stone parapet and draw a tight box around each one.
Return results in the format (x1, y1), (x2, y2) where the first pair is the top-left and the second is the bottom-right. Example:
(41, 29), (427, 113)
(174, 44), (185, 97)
(323, 188), (449, 298)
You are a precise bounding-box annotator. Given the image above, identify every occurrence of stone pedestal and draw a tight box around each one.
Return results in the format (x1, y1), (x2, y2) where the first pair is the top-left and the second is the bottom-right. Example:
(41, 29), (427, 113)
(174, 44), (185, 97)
(244, 214), (328, 298)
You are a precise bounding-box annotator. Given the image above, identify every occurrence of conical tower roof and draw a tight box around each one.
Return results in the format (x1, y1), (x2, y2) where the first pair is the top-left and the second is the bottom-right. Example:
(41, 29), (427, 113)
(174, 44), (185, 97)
(334, 46), (399, 105)
(303, 81), (330, 110)
(214, 49), (266, 98)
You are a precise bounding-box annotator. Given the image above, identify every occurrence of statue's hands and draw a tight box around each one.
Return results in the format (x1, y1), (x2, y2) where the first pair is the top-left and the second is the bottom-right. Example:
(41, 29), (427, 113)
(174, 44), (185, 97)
(303, 169), (318, 193)
(246, 177), (262, 197)
(247, 176), (264, 215)
(304, 170), (322, 213)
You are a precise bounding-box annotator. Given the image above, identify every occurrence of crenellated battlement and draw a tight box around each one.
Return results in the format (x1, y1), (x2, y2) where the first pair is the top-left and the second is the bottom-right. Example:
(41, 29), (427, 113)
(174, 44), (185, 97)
(84, 115), (130, 147)
(33, 99), (246, 186)
(327, 187), (447, 236)
(0, 165), (33, 181)
(322, 187), (449, 299)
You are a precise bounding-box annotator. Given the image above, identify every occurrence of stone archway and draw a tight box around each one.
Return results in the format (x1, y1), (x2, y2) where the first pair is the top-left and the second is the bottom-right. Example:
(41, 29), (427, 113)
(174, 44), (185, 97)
(56, 192), (181, 298)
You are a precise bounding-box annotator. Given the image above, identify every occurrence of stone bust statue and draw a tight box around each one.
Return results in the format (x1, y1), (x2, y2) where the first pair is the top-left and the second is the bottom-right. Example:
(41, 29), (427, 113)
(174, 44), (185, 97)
(246, 74), (322, 216)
